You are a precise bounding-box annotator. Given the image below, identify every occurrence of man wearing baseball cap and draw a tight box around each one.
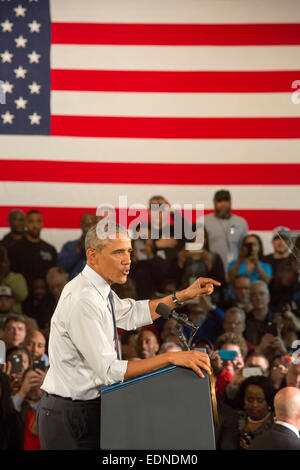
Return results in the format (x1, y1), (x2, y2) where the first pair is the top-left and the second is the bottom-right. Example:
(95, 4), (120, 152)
(204, 190), (249, 272)
(263, 227), (291, 275)
(0, 285), (14, 330)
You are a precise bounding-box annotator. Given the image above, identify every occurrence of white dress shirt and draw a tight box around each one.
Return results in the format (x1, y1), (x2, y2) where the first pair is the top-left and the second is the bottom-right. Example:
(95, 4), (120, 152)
(41, 264), (152, 400)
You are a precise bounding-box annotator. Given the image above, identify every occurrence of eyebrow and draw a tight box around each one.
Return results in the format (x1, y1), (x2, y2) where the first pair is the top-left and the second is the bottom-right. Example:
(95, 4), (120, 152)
(111, 247), (132, 253)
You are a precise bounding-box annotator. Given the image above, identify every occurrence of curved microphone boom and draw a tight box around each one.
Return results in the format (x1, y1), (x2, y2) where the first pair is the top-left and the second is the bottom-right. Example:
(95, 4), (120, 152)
(155, 303), (198, 331)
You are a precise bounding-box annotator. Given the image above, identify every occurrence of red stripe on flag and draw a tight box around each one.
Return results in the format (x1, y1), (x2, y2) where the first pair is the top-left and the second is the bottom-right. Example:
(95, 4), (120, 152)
(51, 23), (300, 45)
(51, 70), (300, 93)
(0, 207), (299, 231)
(1, 160), (300, 185)
(51, 116), (300, 139)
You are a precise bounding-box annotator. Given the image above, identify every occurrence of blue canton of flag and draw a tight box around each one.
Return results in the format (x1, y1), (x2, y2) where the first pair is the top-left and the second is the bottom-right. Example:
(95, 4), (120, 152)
(0, 0), (50, 134)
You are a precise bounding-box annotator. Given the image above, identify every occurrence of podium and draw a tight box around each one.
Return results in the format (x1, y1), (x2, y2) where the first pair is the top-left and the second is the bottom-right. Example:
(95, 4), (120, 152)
(100, 365), (217, 450)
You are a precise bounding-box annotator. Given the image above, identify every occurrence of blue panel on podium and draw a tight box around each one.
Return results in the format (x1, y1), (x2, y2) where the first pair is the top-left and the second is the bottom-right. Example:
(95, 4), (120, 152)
(101, 365), (215, 450)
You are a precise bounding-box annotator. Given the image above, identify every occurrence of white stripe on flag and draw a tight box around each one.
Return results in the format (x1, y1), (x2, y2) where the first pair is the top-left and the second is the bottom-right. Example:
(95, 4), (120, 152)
(51, 45), (300, 71)
(51, 91), (300, 118)
(50, 0), (300, 23)
(1, 136), (300, 163)
(2, 182), (300, 209)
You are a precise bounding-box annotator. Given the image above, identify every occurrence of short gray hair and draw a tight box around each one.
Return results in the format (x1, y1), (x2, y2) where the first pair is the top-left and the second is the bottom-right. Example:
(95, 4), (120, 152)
(225, 307), (246, 323)
(250, 280), (269, 295)
(85, 222), (128, 251)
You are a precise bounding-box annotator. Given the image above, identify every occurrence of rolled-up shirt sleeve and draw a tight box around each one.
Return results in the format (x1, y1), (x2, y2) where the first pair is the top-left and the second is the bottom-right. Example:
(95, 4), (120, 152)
(113, 294), (152, 330)
(67, 296), (128, 386)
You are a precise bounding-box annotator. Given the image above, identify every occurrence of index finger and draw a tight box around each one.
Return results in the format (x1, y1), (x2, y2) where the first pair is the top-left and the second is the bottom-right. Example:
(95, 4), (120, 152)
(201, 278), (221, 286)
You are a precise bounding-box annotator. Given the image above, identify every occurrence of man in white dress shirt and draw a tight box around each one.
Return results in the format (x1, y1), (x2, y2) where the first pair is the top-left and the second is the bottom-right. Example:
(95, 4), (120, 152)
(37, 223), (220, 450)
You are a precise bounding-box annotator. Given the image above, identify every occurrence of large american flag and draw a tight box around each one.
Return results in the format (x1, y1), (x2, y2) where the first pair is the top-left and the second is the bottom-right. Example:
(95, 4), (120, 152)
(1, 0), (300, 252)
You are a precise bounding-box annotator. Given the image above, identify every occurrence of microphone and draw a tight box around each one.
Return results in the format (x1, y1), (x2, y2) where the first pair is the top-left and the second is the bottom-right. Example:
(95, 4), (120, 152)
(155, 303), (198, 331)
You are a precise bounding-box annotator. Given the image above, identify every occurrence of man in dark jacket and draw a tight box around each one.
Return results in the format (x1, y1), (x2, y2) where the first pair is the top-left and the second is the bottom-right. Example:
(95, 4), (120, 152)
(249, 386), (300, 450)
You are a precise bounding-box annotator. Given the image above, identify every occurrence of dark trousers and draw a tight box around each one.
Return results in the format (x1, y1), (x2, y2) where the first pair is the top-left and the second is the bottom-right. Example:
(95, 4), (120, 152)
(37, 392), (101, 450)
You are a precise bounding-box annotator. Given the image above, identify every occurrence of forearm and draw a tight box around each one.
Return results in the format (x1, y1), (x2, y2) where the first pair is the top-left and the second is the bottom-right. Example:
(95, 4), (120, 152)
(228, 260), (242, 284)
(148, 277), (220, 321)
(124, 352), (172, 380)
(256, 264), (271, 284)
(148, 288), (189, 321)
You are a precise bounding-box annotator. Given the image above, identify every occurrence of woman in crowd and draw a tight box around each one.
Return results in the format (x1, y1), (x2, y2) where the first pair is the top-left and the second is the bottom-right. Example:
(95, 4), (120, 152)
(228, 234), (272, 285)
(217, 375), (275, 450)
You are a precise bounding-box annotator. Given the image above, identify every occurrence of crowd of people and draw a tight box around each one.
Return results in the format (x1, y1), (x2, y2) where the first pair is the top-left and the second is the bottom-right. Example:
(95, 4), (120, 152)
(0, 189), (300, 450)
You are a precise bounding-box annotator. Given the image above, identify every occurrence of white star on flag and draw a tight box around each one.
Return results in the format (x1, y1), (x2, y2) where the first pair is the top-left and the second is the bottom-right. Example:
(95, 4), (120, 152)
(1, 111), (14, 124)
(14, 35), (28, 48)
(28, 20), (41, 33)
(14, 65), (27, 79)
(1, 81), (14, 94)
(0, 50), (13, 63)
(1, 19), (14, 32)
(27, 50), (41, 64)
(28, 81), (41, 94)
(14, 96), (28, 109)
(13, 4), (27, 17)
(28, 112), (42, 125)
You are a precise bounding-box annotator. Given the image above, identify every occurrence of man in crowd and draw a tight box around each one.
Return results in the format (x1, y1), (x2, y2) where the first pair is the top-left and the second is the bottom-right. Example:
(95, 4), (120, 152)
(263, 227), (291, 275)
(0, 209), (25, 253)
(244, 281), (274, 347)
(0, 246), (28, 315)
(249, 387), (300, 450)
(9, 210), (57, 286)
(136, 329), (160, 359)
(38, 267), (68, 335)
(58, 211), (98, 279)
(222, 307), (246, 338)
(204, 190), (248, 272)
(2, 314), (26, 350)
(223, 274), (252, 314)
(0, 286), (15, 330)
(24, 330), (48, 366)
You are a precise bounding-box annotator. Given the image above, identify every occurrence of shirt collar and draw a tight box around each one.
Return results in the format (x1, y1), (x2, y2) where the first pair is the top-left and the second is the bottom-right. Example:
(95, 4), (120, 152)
(275, 420), (300, 438)
(81, 264), (111, 300)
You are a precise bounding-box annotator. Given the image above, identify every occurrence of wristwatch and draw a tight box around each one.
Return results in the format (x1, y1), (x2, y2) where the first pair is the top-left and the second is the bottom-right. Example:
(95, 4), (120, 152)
(172, 291), (184, 306)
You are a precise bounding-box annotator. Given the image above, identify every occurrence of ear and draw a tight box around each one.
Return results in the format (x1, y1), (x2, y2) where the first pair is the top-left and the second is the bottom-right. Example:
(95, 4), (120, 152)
(86, 248), (96, 265)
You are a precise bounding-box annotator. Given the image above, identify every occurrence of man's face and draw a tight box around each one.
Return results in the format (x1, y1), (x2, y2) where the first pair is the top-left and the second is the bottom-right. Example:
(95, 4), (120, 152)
(0, 295), (14, 314)
(87, 234), (132, 285)
(245, 356), (269, 375)
(24, 331), (46, 361)
(80, 213), (97, 235)
(26, 213), (43, 239)
(47, 274), (67, 301)
(233, 277), (251, 303)
(220, 343), (244, 375)
(223, 313), (245, 336)
(214, 199), (231, 218)
(250, 285), (270, 310)
(136, 330), (159, 359)
(4, 321), (26, 347)
(32, 278), (48, 300)
(286, 363), (300, 388)
(9, 211), (25, 234)
(272, 237), (289, 256)
(149, 198), (169, 230)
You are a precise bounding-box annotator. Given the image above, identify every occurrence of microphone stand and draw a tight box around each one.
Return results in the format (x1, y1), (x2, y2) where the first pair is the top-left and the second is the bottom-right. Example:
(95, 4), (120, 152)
(172, 323), (190, 351)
